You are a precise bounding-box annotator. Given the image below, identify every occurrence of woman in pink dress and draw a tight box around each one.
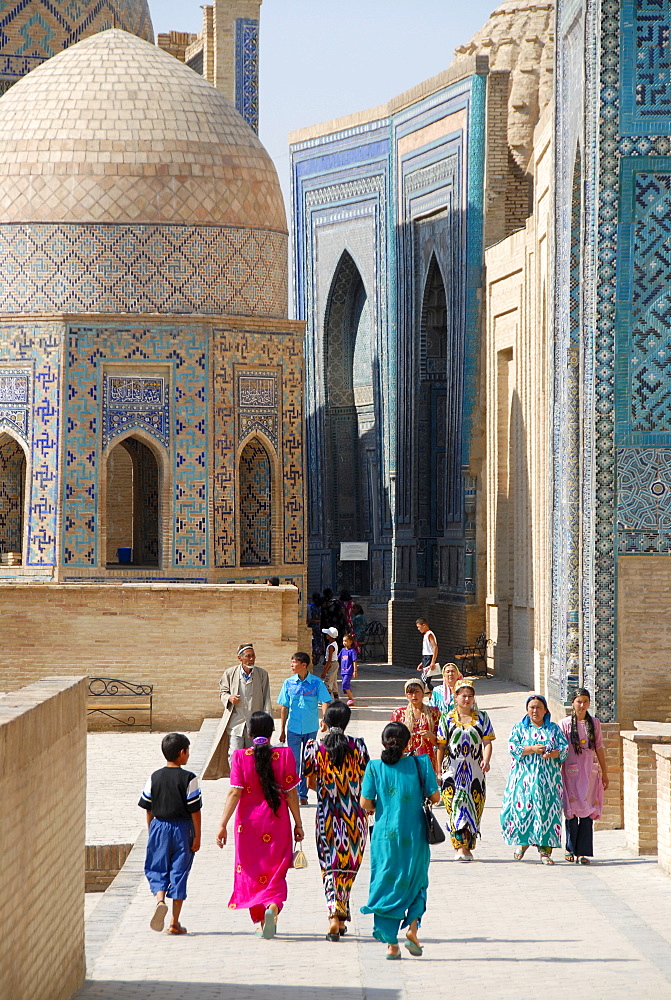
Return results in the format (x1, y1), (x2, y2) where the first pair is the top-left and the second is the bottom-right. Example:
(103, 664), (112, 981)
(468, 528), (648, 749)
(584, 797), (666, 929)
(216, 711), (304, 938)
(560, 688), (610, 864)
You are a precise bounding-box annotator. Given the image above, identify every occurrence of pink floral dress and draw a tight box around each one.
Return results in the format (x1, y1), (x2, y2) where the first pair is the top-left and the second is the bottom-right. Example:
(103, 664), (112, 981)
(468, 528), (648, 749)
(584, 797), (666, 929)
(228, 745), (298, 923)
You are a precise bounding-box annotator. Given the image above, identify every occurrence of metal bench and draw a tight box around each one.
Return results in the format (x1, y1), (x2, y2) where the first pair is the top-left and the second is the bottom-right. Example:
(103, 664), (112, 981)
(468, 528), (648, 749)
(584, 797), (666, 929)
(358, 620), (388, 662)
(87, 677), (153, 730)
(452, 633), (489, 676)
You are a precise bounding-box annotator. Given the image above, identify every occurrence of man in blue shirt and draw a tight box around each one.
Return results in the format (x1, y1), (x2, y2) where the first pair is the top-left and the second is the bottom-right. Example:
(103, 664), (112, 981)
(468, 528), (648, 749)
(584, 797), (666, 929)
(278, 651), (332, 805)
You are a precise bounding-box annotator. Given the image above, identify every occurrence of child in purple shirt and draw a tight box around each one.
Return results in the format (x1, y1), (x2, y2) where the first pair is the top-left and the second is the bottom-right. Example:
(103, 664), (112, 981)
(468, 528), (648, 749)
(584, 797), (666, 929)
(338, 634), (358, 706)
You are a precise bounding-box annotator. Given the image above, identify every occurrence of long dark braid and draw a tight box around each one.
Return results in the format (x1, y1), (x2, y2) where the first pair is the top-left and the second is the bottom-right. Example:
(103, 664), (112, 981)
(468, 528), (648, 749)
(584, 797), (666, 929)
(322, 700), (354, 768)
(570, 687), (596, 754)
(249, 711), (281, 814)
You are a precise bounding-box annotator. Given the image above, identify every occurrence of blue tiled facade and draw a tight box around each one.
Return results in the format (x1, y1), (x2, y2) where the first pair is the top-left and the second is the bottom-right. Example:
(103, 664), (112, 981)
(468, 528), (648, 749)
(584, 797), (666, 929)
(291, 72), (485, 628)
(554, 0), (671, 720)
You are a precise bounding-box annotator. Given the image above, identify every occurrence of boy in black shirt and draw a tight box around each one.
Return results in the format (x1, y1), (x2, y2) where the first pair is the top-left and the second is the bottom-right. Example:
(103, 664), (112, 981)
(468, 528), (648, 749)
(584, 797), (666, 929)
(138, 732), (202, 934)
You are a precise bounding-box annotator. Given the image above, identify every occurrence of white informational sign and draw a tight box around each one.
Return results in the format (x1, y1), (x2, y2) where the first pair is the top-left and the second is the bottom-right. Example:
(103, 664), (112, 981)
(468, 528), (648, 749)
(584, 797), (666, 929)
(340, 542), (369, 561)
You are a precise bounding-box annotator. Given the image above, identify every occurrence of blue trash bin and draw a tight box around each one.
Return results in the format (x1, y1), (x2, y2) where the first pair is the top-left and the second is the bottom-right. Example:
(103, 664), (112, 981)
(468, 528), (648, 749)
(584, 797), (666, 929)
(117, 547), (132, 564)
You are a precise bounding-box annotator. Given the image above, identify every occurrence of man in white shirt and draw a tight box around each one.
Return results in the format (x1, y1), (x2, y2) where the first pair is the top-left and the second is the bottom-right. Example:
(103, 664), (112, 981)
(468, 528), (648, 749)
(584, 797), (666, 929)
(202, 643), (272, 779)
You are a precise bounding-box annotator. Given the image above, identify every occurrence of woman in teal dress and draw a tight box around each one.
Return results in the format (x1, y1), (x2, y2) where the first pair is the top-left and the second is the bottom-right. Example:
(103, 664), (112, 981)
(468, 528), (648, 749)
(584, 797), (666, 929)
(360, 722), (440, 959)
(500, 695), (569, 864)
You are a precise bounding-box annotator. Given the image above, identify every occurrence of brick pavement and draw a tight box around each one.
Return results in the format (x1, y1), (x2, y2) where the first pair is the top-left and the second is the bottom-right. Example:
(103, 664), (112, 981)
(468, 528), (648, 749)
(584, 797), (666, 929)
(75, 667), (671, 1000)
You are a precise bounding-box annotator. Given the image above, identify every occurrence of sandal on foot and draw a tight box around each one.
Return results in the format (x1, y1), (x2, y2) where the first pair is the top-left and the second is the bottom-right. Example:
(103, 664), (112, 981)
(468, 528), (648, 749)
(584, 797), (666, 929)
(338, 925), (347, 936)
(386, 950), (402, 961)
(404, 939), (423, 956)
(513, 847), (527, 861)
(578, 856), (591, 865)
(150, 900), (168, 932)
(261, 907), (277, 939)
(325, 932), (340, 942)
(564, 852), (575, 863)
(540, 854), (554, 866)
(166, 923), (187, 934)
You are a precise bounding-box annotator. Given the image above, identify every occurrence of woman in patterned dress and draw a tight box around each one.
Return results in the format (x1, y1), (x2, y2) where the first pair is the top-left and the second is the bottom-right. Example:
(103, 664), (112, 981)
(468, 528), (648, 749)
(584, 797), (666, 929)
(390, 679), (440, 772)
(216, 712), (304, 938)
(499, 695), (569, 865)
(429, 663), (464, 713)
(436, 680), (495, 861)
(304, 700), (370, 941)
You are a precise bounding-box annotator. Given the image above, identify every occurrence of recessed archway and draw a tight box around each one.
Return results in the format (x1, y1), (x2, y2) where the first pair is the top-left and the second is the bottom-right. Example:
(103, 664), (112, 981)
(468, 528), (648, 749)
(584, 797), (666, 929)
(106, 435), (160, 567)
(239, 436), (273, 566)
(0, 432), (26, 564)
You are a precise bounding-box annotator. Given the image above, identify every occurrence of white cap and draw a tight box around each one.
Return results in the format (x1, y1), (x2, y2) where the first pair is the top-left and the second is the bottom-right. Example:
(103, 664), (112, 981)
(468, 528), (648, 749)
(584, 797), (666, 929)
(322, 627), (338, 638)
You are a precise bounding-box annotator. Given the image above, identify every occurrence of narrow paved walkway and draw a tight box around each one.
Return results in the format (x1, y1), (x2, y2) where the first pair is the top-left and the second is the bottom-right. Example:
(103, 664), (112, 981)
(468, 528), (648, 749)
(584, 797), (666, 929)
(77, 667), (671, 1000)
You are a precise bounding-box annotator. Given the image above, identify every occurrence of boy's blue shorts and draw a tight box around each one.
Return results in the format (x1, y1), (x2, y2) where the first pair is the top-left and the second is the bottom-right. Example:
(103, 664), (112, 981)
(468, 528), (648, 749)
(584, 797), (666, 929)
(145, 817), (195, 900)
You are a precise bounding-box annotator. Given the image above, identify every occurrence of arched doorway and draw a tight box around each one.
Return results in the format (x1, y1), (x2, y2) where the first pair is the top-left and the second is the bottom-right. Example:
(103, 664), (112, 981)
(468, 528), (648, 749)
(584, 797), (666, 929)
(0, 432), (26, 563)
(324, 250), (378, 594)
(417, 254), (447, 587)
(239, 437), (272, 566)
(106, 436), (160, 567)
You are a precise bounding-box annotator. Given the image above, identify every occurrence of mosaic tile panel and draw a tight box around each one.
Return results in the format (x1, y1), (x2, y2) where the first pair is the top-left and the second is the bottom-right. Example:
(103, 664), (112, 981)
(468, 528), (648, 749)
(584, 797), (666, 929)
(617, 447), (671, 541)
(0, 324), (61, 566)
(620, 0), (671, 134)
(213, 329), (304, 568)
(0, 224), (288, 320)
(239, 438), (271, 565)
(237, 372), (278, 448)
(0, 434), (25, 552)
(235, 17), (259, 133)
(64, 325), (208, 568)
(0, 368), (31, 441)
(0, 0), (153, 84)
(103, 375), (169, 449)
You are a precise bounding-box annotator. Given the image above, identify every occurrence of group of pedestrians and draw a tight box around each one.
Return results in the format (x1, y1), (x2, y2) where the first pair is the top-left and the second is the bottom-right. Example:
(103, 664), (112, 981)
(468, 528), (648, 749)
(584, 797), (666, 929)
(138, 641), (609, 956)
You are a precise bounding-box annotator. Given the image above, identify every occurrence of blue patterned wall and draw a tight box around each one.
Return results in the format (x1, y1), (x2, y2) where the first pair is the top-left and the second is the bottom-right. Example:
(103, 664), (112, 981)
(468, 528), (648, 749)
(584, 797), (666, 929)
(235, 18), (259, 133)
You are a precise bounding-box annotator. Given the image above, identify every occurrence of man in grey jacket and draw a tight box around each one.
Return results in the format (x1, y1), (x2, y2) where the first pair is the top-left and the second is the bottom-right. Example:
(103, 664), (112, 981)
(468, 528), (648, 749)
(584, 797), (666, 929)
(202, 643), (272, 779)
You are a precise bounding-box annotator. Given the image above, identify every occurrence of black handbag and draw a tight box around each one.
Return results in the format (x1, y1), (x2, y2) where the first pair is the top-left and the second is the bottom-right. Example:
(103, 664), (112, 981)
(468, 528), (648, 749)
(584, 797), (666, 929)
(412, 755), (446, 845)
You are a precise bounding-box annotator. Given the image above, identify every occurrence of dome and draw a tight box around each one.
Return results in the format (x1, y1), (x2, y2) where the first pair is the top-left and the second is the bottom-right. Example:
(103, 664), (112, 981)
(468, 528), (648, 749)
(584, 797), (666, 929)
(0, 29), (286, 232)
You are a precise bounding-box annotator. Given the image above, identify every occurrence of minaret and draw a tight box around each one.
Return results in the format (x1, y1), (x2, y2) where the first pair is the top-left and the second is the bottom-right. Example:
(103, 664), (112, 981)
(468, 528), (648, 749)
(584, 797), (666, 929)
(214, 0), (262, 132)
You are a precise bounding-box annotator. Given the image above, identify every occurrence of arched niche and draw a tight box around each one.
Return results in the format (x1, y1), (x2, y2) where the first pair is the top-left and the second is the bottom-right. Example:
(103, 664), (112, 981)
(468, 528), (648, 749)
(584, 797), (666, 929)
(0, 431), (27, 563)
(105, 433), (162, 567)
(323, 249), (378, 593)
(416, 253), (448, 587)
(239, 436), (273, 566)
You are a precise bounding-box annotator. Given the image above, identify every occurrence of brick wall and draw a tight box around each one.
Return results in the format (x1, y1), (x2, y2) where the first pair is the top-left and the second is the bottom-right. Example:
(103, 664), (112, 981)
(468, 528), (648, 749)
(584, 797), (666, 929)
(86, 844), (133, 892)
(654, 745), (671, 875)
(621, 731), (671, 855)
(618, 556), (671, 728)
(0, 584), (301, 730)
(0, 677), (86, 1000)
(598, 722), (624, 829)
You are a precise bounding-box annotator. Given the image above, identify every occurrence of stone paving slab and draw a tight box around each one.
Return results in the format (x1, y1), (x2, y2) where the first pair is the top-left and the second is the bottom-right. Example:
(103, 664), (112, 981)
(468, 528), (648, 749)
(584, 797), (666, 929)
(76, 668), (671, 1000)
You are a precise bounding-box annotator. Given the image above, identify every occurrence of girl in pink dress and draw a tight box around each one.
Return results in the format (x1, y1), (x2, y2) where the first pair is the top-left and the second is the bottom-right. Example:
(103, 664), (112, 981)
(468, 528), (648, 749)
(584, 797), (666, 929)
(216, 711), (304, 938)
(560, 688), (610, 864)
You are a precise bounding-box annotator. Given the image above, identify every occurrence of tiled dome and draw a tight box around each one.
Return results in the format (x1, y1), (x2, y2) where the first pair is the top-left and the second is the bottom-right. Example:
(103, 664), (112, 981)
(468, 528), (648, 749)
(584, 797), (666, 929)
(0, 28), (286, 231)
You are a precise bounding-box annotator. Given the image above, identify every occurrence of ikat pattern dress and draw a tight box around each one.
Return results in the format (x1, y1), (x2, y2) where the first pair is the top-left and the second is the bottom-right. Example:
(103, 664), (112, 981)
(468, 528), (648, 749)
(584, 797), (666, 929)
(303, 736), (370, 921)
(437, 707), (495, 850)
(499, 720), (569, 848)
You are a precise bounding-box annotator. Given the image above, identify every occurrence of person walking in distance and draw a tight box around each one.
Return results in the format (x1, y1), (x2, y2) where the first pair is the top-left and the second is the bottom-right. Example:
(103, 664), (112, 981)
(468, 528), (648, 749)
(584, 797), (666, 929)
(322, 626), (340, 699)
(415, 618), (438, 691)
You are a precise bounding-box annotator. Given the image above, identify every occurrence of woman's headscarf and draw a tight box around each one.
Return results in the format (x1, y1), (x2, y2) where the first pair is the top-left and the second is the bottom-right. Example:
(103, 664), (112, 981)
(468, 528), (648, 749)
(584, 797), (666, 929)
(522, 693), (551, 727)
(403, 678), (433, 729)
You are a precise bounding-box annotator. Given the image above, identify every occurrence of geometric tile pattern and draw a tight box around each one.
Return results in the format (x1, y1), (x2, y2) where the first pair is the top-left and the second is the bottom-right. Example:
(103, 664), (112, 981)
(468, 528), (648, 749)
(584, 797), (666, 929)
(235, 18), (259, 134)
(102, 375), (169, 449)
(630, 172), (671, 431)
(620, 0), (671, 134)
(0, 323), (61, 567)
(0, 224), (288, 320)
(0, 0), (153, 85)
(64, 325), (208, 568)
(617, 448), (671, 552)
(0, 30), (286, 232)
(213, 329), (304, 568)
(239, 438), (271, 565)
(0, 368), (31, 441)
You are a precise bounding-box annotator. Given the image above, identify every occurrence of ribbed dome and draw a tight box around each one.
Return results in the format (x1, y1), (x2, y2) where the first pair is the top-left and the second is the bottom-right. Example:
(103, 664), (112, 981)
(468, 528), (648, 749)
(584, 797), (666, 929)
(0, 29), (286, 231)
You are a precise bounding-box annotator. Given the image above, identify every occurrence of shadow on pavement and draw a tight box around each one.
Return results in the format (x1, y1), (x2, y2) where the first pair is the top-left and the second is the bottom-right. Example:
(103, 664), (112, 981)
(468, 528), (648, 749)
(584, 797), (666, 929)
(75, 986), (401, 1000)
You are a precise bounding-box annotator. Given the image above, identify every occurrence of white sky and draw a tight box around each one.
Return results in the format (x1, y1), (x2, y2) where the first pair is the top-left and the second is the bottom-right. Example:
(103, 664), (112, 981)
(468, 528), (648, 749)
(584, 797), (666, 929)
(150, 0), (497, 208)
